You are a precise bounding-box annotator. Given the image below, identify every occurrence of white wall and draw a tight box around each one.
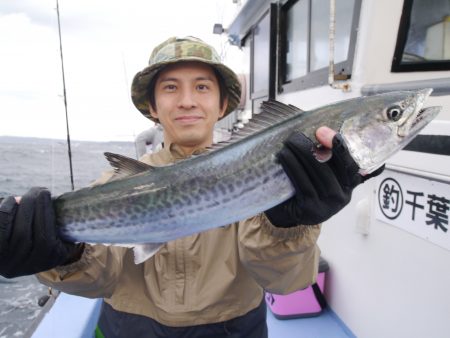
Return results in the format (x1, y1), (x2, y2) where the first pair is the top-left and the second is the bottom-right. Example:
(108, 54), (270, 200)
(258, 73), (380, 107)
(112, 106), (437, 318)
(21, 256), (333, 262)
(316, 1), (450, 337)
(318, 175), (450, 338)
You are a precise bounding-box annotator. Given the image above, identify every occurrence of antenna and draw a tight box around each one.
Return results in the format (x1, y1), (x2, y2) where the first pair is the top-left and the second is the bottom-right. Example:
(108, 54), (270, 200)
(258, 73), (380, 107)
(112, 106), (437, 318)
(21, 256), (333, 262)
(56, 0), (75, 191)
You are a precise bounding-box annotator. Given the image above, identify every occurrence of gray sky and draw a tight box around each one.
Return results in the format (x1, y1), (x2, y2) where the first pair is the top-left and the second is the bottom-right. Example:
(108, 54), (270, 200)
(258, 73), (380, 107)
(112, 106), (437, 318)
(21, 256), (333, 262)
(0, 0), (243, 141)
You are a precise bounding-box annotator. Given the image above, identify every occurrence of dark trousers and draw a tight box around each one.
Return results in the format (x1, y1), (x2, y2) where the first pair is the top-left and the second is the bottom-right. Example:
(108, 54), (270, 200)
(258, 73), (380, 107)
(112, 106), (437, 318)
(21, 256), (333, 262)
(97, 298), (268, 338)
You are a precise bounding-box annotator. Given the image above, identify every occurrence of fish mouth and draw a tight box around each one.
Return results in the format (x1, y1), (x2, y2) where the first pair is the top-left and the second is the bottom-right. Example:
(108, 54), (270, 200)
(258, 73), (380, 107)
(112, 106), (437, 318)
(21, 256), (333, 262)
(398, 88), (440, 137)
(410, 106), (440, 131)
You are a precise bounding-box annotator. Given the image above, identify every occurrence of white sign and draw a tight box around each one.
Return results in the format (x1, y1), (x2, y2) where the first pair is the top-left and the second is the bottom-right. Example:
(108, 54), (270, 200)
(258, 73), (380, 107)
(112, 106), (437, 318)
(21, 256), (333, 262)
(375, 169), (450, 251)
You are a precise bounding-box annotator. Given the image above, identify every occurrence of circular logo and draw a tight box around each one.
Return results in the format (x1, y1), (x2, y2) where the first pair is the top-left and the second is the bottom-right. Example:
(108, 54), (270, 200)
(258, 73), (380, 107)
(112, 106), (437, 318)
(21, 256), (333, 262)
(378, 177), (403, 220)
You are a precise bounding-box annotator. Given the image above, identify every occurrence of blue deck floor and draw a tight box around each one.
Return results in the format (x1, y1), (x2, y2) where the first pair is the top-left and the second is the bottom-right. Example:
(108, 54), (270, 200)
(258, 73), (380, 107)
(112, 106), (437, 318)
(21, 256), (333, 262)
(31, 293), (356, 338)
(266, 307), (356, 338)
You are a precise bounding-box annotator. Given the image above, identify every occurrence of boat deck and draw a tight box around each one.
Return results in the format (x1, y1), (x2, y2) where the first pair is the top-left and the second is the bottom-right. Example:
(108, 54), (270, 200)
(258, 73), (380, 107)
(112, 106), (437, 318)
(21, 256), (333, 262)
(267, 307), (355, 338)
(30, 293), (355, 337)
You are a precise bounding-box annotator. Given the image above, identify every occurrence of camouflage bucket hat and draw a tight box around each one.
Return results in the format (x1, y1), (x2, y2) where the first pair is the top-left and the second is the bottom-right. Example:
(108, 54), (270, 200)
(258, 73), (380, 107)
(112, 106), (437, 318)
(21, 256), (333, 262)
(131, 36), (242, 122)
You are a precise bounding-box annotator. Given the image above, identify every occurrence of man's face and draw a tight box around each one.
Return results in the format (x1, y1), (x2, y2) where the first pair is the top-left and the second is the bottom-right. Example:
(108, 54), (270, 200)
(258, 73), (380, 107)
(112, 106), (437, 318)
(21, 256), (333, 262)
(149, 62), (227, 153)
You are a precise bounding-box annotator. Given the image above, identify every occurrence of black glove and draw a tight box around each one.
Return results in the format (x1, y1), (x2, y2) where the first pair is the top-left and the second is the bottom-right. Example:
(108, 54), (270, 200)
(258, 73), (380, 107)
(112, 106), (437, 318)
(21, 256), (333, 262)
(0, 187), (84, 278)
(265, 132), (384, 227)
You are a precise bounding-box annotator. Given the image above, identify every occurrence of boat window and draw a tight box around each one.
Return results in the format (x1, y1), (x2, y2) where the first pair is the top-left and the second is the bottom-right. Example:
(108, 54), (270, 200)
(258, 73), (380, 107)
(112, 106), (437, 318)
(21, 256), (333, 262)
(252, 12), (271, 95)
(392, 0), (450, 72)
(285, 0), (308, 81)
(310, 0), (354, 71)
(247, 4), (277, 113)
(280, 0), (360, 93)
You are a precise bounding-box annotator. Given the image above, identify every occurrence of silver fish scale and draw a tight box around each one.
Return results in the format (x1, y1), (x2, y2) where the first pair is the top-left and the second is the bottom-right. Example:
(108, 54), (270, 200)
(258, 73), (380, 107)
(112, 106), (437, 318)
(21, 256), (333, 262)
(58, 127), (295, 243)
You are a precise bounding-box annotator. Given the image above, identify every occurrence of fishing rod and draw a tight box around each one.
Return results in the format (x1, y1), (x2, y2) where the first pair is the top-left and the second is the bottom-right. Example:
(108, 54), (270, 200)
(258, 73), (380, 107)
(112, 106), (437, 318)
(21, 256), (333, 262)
(34, 0), (75, 310)
(56, 0), (75, 191)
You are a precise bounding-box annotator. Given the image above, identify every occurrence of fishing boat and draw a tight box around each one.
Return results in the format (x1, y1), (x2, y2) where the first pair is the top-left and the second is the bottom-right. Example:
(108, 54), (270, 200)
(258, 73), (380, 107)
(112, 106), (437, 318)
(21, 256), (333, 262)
(214, 0), (450, 337)
(21, 0), (450, 337)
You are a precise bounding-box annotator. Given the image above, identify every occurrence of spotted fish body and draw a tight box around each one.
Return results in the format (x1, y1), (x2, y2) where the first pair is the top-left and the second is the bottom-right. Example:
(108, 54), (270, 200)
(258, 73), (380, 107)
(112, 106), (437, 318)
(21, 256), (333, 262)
(55, 89), (440, 245)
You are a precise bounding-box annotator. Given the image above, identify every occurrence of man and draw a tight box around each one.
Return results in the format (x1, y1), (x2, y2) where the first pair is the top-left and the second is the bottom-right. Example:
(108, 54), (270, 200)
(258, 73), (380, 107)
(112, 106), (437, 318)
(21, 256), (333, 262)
(135, 124), (164, 157)
(0, 37), (382, 337)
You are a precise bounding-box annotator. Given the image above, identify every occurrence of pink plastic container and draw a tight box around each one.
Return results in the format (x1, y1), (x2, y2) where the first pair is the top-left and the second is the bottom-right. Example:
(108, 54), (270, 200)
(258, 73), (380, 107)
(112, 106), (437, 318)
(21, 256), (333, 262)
(265, 257), (329, 319)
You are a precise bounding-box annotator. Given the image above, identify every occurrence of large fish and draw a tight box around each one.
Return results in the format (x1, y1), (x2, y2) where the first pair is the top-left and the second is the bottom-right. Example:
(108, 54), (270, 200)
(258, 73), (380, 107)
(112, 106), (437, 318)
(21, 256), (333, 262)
(54, 89), (440, 262)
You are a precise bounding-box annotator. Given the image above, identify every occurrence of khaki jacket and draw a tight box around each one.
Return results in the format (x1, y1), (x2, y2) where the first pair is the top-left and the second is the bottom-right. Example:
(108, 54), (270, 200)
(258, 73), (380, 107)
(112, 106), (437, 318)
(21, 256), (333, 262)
(37, 144), (321, 327)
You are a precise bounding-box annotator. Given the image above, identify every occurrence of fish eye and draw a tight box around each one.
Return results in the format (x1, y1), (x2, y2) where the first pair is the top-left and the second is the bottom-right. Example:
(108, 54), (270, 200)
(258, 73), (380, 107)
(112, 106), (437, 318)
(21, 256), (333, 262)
(386, 105), (403, 121)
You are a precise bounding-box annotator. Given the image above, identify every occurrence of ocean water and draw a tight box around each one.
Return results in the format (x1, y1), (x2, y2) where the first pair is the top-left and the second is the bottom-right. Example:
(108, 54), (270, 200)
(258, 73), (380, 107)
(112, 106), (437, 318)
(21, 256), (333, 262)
(0, 136), (136, 338)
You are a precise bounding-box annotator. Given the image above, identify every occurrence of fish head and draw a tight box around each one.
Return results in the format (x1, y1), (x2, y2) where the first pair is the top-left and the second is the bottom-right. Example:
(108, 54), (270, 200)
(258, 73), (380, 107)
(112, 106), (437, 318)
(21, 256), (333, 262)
(340, 88), (441, 175)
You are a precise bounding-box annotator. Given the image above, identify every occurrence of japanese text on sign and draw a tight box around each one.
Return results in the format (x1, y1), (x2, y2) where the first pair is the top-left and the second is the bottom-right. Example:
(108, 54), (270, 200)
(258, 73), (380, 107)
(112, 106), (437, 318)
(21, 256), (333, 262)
(376, 170), (450, 251)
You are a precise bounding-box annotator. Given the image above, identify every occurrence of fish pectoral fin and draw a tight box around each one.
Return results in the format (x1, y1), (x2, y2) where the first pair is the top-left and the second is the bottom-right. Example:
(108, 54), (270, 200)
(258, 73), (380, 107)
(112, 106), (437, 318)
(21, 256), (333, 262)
(104, 152), (155, 177)
(98, 242), (164, 264)
(132, 243), (164, 264)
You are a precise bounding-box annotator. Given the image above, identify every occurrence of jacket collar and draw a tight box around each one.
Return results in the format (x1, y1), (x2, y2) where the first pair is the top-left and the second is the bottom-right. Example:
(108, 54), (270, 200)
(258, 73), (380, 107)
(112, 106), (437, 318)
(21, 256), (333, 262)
(143, 143), (207, 166)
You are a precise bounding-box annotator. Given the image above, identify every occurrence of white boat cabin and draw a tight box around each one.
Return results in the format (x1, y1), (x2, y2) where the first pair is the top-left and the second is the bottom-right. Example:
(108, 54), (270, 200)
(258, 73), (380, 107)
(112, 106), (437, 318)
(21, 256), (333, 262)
(216, 0), (450, 337)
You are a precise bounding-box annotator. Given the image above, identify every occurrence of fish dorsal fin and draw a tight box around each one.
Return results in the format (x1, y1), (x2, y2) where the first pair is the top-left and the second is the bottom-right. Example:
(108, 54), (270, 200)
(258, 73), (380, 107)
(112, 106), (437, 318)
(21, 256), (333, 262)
(261, 100), (304, 117)
(206, 100), (304, 152)
(104, 152), (154, 177)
